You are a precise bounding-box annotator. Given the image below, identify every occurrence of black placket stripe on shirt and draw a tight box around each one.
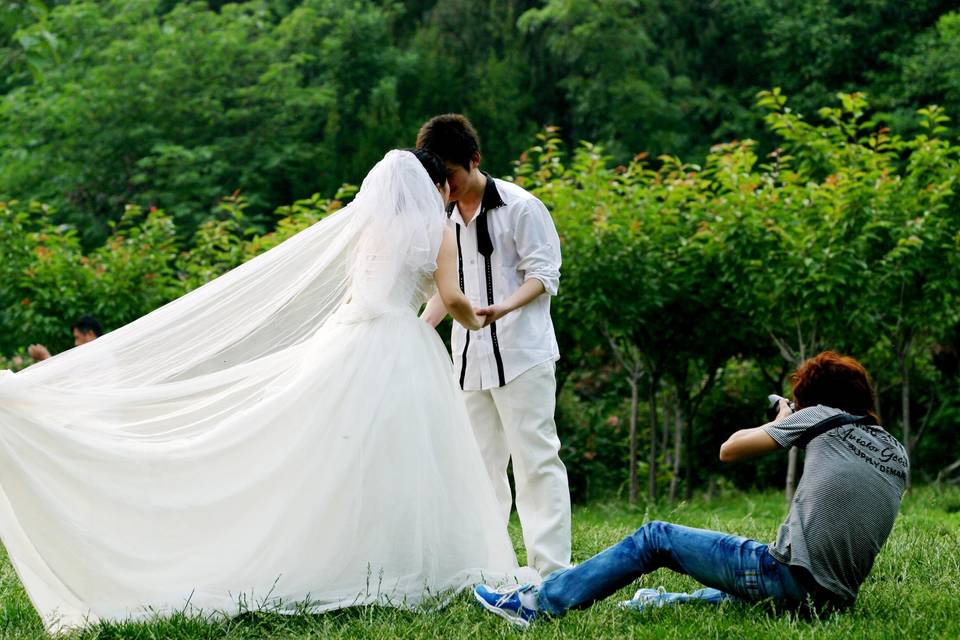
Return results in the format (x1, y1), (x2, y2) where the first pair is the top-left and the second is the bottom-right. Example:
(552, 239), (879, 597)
(483, 252), (507, 387)
(476, 201), (507, 388)
(455, 223), (470, 390)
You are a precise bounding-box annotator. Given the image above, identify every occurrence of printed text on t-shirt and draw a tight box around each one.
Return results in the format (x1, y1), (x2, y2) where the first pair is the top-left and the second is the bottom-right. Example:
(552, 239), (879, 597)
(829, 427), (907, 479)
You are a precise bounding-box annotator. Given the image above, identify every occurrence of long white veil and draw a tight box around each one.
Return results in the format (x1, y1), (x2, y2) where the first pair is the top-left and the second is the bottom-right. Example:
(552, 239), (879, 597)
(0, 148), (445, 400)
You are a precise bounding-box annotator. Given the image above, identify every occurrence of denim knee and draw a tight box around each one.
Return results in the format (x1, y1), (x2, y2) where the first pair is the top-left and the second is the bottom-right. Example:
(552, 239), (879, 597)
(625, 521), (673, 563)
(630, 520), (671, 546)
(632, 520), (667, 538)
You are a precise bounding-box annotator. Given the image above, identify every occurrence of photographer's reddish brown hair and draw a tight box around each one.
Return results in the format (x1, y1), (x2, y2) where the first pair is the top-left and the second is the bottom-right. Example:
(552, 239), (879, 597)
(791, 351), (879, 420)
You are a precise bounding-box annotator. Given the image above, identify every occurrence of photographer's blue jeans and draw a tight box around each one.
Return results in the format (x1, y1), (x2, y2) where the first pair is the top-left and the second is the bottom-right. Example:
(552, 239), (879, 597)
(537, 521), (808, 615)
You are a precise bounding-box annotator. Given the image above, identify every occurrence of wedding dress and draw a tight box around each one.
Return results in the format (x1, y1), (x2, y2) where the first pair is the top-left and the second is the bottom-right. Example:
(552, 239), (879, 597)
(0, 150), (529, 632)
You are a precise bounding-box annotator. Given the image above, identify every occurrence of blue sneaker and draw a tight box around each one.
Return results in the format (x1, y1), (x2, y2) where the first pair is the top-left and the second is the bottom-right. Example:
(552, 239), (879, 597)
(473, 583), (538, 629)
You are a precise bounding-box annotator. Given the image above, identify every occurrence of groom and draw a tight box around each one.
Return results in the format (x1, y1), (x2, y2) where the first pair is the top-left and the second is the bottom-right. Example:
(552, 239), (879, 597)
(417, 114), (571, 576)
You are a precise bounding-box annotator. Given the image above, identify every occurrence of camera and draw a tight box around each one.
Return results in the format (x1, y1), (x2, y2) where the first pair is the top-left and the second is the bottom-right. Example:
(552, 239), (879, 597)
(767, 394), (795, 421)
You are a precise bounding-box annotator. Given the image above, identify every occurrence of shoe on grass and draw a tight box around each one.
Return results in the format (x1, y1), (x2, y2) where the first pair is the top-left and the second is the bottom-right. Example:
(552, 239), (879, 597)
(619, 586), (667, 611)
(473, 583), (539, 629)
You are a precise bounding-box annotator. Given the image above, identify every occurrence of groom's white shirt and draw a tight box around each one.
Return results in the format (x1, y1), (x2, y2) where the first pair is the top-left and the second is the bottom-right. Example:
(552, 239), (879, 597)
(446, 175), (561, 391)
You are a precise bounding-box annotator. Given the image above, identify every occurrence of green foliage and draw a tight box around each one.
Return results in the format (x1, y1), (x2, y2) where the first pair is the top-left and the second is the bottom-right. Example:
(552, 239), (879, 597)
(875, 10), (960, 132)
(0, 0), (396, 245)
(516, 92), (960, 496)
(519, 0), (692, 159)
(2, 89), (959, 499)
(0, 199), (180, 358)
(0, 186), (344, 365)
(3, 0), (960, 252)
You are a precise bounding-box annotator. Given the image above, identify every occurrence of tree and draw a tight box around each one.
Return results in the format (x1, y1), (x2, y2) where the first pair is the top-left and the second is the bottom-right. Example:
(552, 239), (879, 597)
(865, 105), (960, 486)
(0, 0), (399, 245)
(519, 0), (693, 161)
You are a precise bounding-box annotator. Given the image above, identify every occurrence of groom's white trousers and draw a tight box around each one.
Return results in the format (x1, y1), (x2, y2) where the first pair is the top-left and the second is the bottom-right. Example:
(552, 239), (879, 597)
(463, 361), (572, 576)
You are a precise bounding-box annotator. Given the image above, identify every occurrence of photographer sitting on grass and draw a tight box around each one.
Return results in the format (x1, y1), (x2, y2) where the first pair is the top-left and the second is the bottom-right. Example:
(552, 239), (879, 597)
(474, 351), (908, 628)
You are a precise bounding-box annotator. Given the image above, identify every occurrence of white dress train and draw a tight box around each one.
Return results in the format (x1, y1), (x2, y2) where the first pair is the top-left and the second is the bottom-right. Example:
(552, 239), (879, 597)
(0, 151), (531, 632)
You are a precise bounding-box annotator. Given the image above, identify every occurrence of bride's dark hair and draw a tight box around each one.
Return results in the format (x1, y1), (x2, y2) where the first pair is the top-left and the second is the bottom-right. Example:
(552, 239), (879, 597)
(407, 147), (447, 187)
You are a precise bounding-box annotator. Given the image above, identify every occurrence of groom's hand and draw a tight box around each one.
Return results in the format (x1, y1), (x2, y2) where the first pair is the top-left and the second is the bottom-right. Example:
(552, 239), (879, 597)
(474, 280), (544, 328)
(475, 304), (507, 327)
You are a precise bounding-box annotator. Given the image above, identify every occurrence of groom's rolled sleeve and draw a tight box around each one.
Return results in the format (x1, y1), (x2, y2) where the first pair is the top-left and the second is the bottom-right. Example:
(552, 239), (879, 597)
(515, 199), (561, 296)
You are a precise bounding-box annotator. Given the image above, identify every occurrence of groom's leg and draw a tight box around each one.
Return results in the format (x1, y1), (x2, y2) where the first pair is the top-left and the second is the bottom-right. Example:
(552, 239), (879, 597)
(493, 361), (571, 576)
(463, 389), (512, 526)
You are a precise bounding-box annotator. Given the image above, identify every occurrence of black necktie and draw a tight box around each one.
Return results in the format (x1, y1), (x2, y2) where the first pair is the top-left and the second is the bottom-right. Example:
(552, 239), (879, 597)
(476, 207), (493, 258)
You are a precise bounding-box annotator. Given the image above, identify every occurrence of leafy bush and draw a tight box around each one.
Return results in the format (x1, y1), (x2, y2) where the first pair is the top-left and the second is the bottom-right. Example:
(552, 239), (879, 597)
(2, 91), (958, 501)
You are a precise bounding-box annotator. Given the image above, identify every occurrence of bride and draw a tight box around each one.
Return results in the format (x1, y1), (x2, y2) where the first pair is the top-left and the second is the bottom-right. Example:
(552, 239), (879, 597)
(0, 149), (532, 632)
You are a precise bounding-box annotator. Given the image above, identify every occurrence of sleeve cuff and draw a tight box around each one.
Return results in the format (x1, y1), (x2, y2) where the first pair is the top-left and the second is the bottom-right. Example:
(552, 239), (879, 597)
(762, 423), (791, 449)
(526, 274), (559, 297)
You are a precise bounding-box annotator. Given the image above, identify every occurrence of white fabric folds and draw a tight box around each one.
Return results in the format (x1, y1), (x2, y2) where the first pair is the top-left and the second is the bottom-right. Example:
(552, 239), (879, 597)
(0, 150), (528, 632)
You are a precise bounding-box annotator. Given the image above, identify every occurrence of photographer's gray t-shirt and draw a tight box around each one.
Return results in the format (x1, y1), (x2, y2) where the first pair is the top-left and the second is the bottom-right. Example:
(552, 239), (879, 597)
(763, 405), (908, 603)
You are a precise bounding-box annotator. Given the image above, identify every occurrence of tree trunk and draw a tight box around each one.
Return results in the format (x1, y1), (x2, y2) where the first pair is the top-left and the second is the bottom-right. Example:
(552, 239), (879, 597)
(937, 458), (960, 485)
(785, 447), (798, 503)
(628, 378), (639, 504)
(660, 391), (671, 459)
(647, 381), (658, 501)
(674, 367), (718, 502)
(669, 404), (682, 502)
(706, 476), (717, 501)
(684, 410), (694, 500)
(660, 393), (672, 488)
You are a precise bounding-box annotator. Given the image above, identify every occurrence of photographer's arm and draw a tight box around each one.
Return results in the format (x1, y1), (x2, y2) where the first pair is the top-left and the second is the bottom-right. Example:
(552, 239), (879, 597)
(719, 427), (778, 462)
(719, 399), (792, 462)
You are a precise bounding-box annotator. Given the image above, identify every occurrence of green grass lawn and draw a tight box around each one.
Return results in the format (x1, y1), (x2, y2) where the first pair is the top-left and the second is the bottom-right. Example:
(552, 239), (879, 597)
(2, 486), (958, 639)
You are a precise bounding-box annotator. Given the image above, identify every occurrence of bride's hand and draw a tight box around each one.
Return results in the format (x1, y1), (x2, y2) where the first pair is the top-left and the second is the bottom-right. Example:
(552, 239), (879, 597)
(462, 311), (484, 332)
(475, 304), (507, 328)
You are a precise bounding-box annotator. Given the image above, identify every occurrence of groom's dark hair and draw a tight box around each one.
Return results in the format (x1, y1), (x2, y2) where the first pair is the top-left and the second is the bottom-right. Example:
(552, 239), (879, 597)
(416, 114), (481, 171)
